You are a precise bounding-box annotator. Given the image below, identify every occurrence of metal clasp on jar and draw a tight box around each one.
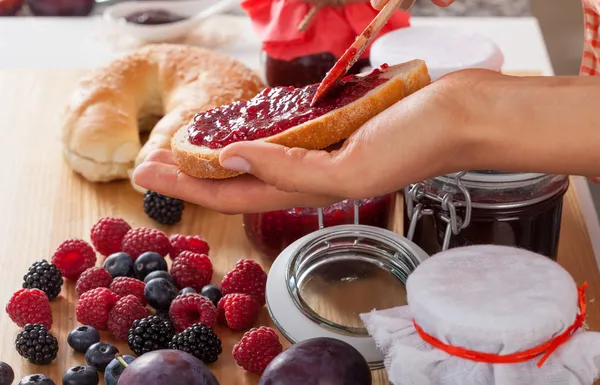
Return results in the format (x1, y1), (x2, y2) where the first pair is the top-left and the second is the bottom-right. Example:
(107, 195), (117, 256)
(404, 171), (473, 250)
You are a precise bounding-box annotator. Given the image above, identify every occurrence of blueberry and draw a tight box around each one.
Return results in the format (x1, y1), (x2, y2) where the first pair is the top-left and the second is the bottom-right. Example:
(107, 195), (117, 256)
(0, 362), (14, 385)
(144, 270), (173, 285)
(85, 342), (119, 372)
(62, 365), (98, 385)
(134, 252), (167, 281)
(67, 325), (100, 353)
(178, 287), (197, 296)
(103, 252), (134, 278)
(144, 278), (177, 311)
(104, 355), (135, 385)
(18, 374), (55, 385)
(200, 285), (222, 307)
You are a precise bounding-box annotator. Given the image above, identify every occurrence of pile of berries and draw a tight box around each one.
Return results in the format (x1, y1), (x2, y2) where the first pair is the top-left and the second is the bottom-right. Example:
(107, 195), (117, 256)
(4, 215), (284, 383)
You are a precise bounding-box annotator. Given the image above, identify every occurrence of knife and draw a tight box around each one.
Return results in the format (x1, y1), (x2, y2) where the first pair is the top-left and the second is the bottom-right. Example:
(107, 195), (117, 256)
(310, 0), (415, 106)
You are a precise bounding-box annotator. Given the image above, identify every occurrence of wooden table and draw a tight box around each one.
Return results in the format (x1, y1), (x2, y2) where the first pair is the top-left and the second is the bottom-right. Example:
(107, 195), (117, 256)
(0, 70), (598, 385)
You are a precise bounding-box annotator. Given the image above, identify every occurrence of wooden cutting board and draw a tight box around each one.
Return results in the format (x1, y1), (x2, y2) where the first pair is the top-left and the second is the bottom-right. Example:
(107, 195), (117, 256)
(0, 69), (598, 385)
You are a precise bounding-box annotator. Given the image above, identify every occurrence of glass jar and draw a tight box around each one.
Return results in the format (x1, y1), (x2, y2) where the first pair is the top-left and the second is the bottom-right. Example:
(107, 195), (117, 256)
(262, 52), (371, 88)
(265, 224), (429, 369)
(404, 171), (569, 260)
(243, 194), (396, 260)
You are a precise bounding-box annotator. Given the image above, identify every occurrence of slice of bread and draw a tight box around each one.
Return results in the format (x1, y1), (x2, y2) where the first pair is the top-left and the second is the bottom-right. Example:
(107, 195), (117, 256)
(172, 59), (430, 179)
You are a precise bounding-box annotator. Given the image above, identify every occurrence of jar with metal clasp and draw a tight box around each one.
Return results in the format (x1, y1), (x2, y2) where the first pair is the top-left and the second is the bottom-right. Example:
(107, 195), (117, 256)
(404, 171), (570, 260)
(265, 203), (429, 369)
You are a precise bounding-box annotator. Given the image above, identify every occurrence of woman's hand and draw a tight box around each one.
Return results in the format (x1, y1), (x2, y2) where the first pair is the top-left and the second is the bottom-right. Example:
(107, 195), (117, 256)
(133, 69), (492, 214)
(370, 0), (454, 10)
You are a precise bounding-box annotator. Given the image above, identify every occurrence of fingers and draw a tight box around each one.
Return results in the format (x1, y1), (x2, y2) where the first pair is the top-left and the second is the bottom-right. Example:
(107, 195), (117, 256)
(431, 0), (455, 6)
(144, 149), (176, 165)
(132, 159), (338, 214)
(219, 141), (358, 197)
(371, 0), (454, 10)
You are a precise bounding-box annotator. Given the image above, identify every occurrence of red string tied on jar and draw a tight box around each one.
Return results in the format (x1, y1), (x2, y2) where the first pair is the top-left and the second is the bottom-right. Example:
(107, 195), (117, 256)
(413, 282), (588, 368)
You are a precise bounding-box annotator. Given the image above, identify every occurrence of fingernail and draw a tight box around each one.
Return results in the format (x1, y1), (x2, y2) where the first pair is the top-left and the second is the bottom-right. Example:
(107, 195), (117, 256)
(432, 0), (454, 6)
(221, 156), (251, 173)
(371, 0), (383, 9)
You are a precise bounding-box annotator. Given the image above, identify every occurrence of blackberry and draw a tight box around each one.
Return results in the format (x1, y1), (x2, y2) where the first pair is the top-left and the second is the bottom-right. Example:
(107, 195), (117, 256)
(127, 315), (175, 356)
(143, 190), (184, 225)
(169, 323), (222, 364)
(15, 324), (59, 365)
(22, 260), (63, 300)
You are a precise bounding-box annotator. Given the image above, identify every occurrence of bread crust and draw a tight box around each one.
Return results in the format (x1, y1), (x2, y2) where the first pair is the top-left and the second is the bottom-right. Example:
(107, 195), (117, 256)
(172, 59), (431, 179)
(60, 44), (264, 190)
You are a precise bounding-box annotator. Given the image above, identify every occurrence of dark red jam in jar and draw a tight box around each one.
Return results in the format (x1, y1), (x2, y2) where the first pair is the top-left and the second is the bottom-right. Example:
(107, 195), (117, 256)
(244, 194), (396, 260)
(187, 67), (390, 149)
(124, 9), (188, 25)
(405, 171), (569, 260)
(264, 52), (371, 88)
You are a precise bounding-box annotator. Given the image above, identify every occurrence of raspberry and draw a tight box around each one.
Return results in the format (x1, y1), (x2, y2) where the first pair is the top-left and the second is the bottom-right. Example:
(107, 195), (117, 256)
(169, 234), (210, 260)
(76, 267), (113, 297)
(90, 217), (131, 257)
(108, 295), (149, 340)
(76, 287), (120, 330)
(221, 259), (267, 306)
(233, 327), (283, 374)
(169, 293), (218, 332)
(109, 277), (146, 306)
(51, 239), (97, 280)
(170, 252), (213, 291)
(121, 227), (170, 260)
(5, 289), (52, 329)
(217, 293), (260, 331)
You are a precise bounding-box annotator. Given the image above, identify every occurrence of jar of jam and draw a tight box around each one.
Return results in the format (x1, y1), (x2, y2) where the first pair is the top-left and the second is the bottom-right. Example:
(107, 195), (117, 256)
(243, 194), (396, 260)
(404, 171), (569, 260)
(241, 0), (410, 88)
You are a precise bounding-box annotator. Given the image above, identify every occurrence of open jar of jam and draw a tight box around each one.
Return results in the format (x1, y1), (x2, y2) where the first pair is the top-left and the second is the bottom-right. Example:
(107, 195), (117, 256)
(404, 171), (569, 260)
(243, 194), (396, 260)
(242, 0), (410, 88)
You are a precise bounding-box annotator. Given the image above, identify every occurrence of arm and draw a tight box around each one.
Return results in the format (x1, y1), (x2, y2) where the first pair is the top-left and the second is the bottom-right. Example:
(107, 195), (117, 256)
(460, 72), (600, 178)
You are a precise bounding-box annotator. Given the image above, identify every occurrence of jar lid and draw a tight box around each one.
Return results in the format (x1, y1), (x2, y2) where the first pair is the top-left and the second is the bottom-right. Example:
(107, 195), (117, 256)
(266, 224), (429, 369)
(370, 26), (504, 81)
(426, 171), (570, 208)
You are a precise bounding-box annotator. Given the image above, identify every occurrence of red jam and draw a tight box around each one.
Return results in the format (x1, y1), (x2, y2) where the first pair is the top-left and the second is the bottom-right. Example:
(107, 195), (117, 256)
(187, 67), (389, 149)
(243, 194), (396, 260)
(124, 9), (187, 25)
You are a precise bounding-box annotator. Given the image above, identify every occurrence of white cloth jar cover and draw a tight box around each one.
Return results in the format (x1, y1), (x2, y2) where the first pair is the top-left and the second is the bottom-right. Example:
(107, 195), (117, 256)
(360, 245), (600, 385)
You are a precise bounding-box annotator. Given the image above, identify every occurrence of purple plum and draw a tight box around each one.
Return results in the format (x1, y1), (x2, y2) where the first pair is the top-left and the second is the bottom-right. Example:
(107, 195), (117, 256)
(259, 337), (371, 385)
(118, 350), (219, 385)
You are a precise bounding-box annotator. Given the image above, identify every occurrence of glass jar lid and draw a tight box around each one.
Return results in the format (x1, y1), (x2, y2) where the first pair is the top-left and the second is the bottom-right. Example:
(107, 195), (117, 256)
(426, 171), (569, 209)
(266, 224), (429, 369)
(370, 26), (504, 81)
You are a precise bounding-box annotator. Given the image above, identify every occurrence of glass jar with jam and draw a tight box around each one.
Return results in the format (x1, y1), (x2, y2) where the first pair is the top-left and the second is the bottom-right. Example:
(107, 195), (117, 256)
(241, 0), (410, 88)
(243, 194), (396, 260)
(404, 171), (569, 260)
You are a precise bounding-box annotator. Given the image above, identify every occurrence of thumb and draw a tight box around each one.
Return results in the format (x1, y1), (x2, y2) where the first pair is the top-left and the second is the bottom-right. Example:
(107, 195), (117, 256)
(219, 141), (353, 197)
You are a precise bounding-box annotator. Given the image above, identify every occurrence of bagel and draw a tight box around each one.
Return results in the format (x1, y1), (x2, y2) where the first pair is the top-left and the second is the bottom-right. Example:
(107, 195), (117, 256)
(171, 59), (430, 179)
(60, 44), (264, 191)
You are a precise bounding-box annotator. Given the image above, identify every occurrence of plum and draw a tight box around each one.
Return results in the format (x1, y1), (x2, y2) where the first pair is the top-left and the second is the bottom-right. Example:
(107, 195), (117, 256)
(118, 350), (219, 385)
(26, 0), (94, 16)
(259, 337), (371, 385)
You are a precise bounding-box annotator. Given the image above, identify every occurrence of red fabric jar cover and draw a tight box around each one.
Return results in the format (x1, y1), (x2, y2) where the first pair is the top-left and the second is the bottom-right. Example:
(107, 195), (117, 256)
(241, 0), (411, 61)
